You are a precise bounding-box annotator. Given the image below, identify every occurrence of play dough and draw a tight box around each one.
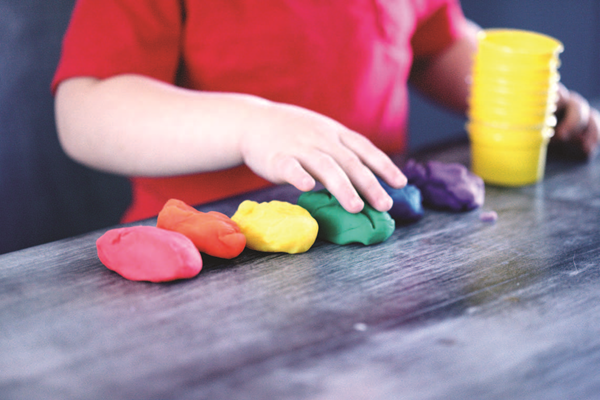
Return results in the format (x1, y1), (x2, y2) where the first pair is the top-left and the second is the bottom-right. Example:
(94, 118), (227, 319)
(156, 199), (246, 259)
(480, 210), (498, 222)
(377, 178), (424, 223)
(403, 159), (484, 212)
(231, 200), (318, 253)
(297, 189), (395, 245)
(96, 226), (202, 282)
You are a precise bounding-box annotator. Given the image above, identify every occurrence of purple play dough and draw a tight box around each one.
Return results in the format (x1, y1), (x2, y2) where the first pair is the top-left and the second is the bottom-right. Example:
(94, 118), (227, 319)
(403, 159), (484, 212)
(479, 211), (498, 222)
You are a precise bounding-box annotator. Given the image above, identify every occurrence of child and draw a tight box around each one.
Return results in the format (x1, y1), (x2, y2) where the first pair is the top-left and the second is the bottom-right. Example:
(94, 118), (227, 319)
(52, 0), (599, 223)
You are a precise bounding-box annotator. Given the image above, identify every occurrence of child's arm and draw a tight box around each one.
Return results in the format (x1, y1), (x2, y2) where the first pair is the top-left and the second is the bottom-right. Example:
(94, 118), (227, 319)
(408, 19), (480, 115)
(55, 74), (406, 213)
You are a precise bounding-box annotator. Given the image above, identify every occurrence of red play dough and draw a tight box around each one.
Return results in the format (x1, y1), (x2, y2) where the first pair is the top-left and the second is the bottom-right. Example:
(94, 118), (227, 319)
(156, 199), (246, 259)
(96, 226), (202, 282)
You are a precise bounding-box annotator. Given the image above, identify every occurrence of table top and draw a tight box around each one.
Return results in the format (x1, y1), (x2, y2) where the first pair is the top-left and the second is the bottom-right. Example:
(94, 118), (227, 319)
(2, 140), (599, 400)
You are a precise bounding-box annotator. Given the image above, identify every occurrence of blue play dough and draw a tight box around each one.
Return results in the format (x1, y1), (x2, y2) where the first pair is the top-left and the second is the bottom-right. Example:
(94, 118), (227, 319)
(377, 178), (424, 223)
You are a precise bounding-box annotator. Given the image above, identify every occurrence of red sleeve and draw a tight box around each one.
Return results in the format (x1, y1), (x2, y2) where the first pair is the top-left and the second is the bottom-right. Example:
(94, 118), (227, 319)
(52, 0), (183, 93)
(411, 0), (467, 59)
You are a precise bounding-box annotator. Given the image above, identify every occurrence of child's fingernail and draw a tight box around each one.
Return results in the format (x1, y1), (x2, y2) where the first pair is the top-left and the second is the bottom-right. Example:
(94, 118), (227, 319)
(382, 195), (393, 211)
(350, 197), (364, 213)
(398, 173), (407, 186)
(372, 195), (392, 212)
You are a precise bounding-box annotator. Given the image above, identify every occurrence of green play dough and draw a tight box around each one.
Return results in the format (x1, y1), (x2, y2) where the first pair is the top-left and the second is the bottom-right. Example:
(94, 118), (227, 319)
(297, 189), (395, 245)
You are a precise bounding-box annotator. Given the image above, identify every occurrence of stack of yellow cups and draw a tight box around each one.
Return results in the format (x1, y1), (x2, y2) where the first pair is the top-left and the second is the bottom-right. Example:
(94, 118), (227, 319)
(467, 29), (563, 186)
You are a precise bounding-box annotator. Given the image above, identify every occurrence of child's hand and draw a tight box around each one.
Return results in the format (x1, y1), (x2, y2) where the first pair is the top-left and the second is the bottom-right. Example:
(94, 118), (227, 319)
(553, 84), (600, 159)
(239, 101), (407, 213)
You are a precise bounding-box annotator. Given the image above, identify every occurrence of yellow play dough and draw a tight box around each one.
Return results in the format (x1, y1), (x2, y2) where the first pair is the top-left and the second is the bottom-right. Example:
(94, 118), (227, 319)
(231, 200), (318, 254)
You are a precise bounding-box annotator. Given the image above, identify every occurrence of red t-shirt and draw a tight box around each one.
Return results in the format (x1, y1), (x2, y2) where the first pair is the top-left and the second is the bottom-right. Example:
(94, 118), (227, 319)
(53, 0), (466, 222)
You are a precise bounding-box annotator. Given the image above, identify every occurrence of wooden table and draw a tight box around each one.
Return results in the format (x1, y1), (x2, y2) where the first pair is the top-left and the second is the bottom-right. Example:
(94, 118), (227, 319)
(2, 141), (599, 400)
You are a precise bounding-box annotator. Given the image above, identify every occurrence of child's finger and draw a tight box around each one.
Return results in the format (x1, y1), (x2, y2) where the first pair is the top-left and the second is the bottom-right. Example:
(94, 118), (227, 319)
(318, 144), (394, 212)
(555, 87), (589, 141)
(340, 130), (407, 189)
(296, 150), (366, 213)
(272, 155), (316, 192)
(582, 109), (600, 157)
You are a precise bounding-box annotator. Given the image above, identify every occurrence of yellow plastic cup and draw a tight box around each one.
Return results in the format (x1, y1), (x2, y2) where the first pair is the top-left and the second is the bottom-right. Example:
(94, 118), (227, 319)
(476, 29), (564, 66)
(469, 82), (560, 112)
(468, 75), (559, 127)
(469, 89), (559, 109)
(468, 109), (557, 127)
(469, 98), (558, 116)
(468, 107), (556, 127)
(471, 70), (560, 88)
(471, 77), (559, 94)
(474, 57), (561, 73)
(466, 121), (555, 142)
(467, 122), (554, 186)
(470, 139), (550, 186)
(470, 115), (557, 131)
(469, 96), (557, 117)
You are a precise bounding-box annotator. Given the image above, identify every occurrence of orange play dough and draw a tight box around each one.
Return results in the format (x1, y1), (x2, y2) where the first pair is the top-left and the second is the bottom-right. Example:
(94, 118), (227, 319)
(157, 199), (246, 259)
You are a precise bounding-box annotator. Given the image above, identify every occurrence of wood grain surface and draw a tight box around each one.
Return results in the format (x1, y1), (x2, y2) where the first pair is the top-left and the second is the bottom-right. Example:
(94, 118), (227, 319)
(1, 141), (599, 400)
